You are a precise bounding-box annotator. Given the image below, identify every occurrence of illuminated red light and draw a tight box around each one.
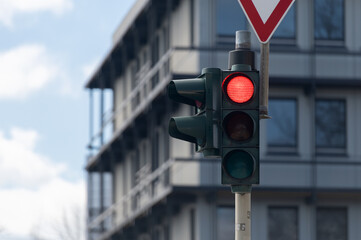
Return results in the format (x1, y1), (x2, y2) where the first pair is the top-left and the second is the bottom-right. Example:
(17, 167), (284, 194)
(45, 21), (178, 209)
(224, 75), (254, 104)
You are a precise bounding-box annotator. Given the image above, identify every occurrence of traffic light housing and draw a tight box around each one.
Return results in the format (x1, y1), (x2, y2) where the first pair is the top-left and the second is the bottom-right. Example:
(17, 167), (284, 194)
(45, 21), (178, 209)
(221, 65), (260, 186)
(168, 68), (221, 157)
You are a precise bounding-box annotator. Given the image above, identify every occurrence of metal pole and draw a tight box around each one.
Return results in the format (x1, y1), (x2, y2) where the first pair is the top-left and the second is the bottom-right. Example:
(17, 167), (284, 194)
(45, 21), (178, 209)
(100, 88), (104, 145)
(259, 42), (271, 119)
(235, 192), (251, 240)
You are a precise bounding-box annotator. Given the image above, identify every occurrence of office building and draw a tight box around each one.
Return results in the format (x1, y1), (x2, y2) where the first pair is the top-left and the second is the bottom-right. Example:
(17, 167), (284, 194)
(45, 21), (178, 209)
(85, 0), (361, 239)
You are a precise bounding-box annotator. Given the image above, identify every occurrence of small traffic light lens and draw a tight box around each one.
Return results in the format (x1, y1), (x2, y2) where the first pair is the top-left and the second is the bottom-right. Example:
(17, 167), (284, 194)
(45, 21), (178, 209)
(223, 75), (254, 104)
(223, 111), (254, 142)
(223, 150), (254, 180)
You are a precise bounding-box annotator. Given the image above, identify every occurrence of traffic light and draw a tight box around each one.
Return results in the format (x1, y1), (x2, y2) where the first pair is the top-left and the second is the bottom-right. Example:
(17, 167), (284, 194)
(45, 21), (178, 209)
(168, 68), (221, 157)
(221, 65), (260, 186)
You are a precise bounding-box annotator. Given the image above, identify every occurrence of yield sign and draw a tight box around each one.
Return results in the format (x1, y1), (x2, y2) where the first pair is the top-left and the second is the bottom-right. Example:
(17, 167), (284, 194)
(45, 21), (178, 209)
(238, 0), (295, 43)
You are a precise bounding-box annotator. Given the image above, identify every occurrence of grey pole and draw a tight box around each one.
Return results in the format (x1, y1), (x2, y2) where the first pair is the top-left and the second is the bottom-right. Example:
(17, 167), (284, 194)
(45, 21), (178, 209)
(235, 192), (251, 240)
(231, 31), (253, 240)
(260, 42), (271, 119)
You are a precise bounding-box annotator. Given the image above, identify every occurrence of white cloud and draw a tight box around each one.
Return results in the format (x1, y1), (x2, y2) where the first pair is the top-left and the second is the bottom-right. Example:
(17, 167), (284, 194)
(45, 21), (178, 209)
(0, 44), (59, 100)
(0, 0), (73, 27)
(0, 128), (86, 239)
(0, 179), (85, 239)
(0, 128), (65, 188)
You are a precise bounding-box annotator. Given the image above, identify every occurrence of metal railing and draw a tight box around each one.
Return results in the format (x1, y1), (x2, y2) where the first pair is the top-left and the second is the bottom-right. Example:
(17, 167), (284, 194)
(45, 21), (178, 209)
(88, 159), (174, 240)
(87, 49), (173, 159)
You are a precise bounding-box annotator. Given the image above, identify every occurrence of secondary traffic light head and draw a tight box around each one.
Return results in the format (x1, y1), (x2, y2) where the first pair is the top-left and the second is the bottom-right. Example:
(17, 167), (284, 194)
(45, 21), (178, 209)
(168, 68), (221, 157)
(221, 67), (260, 186)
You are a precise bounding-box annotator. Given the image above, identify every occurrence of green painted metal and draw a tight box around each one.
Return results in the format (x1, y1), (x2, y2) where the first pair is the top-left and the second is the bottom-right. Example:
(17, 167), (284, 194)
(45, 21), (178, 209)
(168, 68), (222, 157)
(221, 68), (260, 187)
(169, 115), (206, 146)
(168, 78), (205, 107)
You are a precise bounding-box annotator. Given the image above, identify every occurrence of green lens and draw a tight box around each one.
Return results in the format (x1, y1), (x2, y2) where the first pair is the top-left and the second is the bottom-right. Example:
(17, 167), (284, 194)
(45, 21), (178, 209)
(223, 150), (254, 179)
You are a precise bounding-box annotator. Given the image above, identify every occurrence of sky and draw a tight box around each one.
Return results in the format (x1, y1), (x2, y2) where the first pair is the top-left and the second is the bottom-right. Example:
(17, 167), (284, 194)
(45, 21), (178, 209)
(0, 0), (135, 239)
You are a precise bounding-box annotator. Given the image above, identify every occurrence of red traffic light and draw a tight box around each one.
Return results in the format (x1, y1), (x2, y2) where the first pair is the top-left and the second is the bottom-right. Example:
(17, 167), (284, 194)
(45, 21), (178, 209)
(222, 74), (254, 104)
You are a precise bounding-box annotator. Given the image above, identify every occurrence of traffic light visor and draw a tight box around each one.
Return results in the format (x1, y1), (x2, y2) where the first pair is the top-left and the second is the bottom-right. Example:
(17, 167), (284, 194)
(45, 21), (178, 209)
(169, 115), (206, 146)
(222, 74), (254, 104)
(222, 150), (255, 180)
(168, 78), (205, 107)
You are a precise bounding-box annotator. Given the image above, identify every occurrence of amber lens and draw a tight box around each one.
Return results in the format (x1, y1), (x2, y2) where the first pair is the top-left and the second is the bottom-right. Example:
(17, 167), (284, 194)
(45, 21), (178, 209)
(223, 112), (254, 142)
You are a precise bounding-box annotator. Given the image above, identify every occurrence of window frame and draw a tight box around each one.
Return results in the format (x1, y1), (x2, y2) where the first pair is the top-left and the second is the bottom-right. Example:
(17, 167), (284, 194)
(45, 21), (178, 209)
(271, 2), (297, 45)
(314, 0), (345, 47)
(216, 206), (235, 240)
(315, 98), (347, 155)
(316, 207), (348, 240)
(267, 97), (299, 154)
(268, 206), (299, 240)
(215, 0), (248, 45)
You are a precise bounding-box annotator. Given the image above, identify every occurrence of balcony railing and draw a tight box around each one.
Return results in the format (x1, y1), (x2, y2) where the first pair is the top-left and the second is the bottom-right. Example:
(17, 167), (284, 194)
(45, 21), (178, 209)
(87, 155), (361, 240)
(87, 49), (173, 161)
(88, 158), (174, 240)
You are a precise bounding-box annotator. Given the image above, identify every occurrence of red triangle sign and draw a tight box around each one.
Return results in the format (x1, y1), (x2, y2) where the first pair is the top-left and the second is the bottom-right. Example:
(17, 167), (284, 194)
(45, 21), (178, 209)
(238, 0), (295, 43)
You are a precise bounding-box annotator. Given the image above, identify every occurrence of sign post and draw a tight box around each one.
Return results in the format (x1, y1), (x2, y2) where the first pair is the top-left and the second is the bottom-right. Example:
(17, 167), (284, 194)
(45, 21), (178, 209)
(237, 0), (295, 118)
(232, 1), (296, 239)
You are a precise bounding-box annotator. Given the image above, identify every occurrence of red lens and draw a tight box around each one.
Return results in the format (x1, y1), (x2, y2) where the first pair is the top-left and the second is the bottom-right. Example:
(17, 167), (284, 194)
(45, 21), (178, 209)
(225, 75), (254, 104)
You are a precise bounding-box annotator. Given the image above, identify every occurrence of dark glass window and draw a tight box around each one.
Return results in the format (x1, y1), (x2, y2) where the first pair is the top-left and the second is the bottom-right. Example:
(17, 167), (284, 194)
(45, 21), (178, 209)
(103, 173), (113, 208)
(316, 99), (346, 149)
(268, 207), (298, 240)
(317, 208), (347, 240)
(217, 0), (247, 36)
(267, 99), (297, 147)
(217, 207), (234, 240)
(273, 4), (296, 39)
(152, 131), (159, 171)
(152, 35), (159, 66)
(88, 172), (101, 214)
(314, 0), (344, 41)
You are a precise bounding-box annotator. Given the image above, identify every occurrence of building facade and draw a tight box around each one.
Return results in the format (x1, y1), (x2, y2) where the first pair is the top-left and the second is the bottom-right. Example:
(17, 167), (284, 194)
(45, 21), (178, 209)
(85, 0), (361, 239)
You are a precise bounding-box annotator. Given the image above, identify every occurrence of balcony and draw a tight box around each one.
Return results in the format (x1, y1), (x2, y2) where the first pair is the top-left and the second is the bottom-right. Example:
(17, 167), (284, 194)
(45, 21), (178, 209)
(86, 49), (173, 168)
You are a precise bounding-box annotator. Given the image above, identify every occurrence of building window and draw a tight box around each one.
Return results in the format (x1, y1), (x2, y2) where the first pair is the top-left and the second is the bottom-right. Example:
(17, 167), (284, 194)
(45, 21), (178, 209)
(314, 0), (344, 43)
(88, 172), (101, 218)
(152, 35), (160, 67)
(317, 207), (347, 240)
(132, 151), (140, 186)
(267, 98), (297, 151)
(268, 207), (298, 240)
(216, 0), (247, 37)
(103, 172), (113, 230)
(152, 130), (159, 171)
(217, 207), (234, 240)
(273, 4), (296, 40)
(315, 99), (346, 152)
(190, 209), (195, 240)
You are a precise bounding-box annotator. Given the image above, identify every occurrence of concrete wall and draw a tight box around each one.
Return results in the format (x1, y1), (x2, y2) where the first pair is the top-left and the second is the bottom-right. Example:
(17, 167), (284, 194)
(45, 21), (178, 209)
(170, 0), (200, 75)
(251, 196), (361, 240)
(261, 87), (361, 190)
